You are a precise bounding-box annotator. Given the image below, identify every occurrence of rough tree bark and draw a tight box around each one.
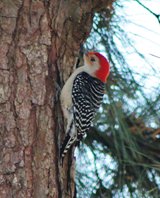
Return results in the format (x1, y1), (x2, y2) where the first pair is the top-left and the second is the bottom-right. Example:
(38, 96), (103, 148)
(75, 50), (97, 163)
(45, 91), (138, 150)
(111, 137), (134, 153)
(0, 0), (113, 197)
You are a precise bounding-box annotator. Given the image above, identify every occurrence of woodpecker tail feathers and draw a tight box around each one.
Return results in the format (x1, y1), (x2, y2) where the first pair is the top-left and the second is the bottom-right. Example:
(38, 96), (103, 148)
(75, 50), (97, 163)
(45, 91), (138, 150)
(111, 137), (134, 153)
(60, 133), (76, 163)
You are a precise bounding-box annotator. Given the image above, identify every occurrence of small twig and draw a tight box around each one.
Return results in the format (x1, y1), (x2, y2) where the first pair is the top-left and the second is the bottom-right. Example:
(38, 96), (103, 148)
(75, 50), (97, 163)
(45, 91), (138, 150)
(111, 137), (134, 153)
(135, 0), (160, 24)
(150, 54), (160, 59)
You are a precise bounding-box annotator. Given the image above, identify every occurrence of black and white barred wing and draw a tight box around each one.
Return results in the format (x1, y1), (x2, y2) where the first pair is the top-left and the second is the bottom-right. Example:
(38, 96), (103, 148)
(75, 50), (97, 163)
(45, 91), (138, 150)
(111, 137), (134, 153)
(72, 72), (105, 140)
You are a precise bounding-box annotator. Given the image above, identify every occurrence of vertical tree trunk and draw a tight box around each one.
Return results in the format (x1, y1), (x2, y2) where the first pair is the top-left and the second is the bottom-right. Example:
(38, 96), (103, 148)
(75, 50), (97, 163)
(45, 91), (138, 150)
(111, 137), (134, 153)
(0, 0), (112, 197)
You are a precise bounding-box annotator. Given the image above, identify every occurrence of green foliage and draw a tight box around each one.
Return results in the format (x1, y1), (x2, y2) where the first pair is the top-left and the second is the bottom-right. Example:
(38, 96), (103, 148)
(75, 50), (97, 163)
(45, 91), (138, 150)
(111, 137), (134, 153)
(76, 0), (160, 197)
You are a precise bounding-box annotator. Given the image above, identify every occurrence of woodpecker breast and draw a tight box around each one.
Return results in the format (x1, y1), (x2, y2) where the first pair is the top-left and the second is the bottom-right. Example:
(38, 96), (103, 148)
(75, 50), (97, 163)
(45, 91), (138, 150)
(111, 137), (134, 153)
(72, 72), (105, 139)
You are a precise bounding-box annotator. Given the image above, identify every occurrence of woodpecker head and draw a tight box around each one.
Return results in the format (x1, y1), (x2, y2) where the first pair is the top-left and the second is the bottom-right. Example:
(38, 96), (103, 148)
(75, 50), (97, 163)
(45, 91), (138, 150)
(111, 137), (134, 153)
(84, 51), (110, 83)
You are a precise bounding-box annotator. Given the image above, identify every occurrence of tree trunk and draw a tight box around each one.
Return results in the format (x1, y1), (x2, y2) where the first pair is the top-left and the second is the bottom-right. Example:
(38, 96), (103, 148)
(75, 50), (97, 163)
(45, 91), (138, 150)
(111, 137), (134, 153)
(0, 0), (113, 197)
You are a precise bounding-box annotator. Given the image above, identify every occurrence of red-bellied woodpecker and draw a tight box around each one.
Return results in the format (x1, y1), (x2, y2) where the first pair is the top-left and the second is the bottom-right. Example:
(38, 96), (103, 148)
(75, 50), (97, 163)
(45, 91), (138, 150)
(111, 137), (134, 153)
(60, 52), (110, 161)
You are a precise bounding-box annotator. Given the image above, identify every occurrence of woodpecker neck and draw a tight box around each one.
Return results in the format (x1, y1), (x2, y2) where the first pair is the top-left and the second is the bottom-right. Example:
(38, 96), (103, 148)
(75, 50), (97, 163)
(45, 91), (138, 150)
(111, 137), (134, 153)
(95, 67), (109, 83)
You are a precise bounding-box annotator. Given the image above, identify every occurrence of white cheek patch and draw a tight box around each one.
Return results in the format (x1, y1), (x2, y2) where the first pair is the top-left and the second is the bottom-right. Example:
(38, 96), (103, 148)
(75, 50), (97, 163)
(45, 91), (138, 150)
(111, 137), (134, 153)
(93, 63), (100, 70)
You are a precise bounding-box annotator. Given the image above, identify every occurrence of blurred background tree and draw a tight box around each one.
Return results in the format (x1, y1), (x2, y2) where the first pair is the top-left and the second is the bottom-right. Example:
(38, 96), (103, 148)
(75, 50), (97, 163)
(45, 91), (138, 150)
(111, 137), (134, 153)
(76, 0), (160, 197)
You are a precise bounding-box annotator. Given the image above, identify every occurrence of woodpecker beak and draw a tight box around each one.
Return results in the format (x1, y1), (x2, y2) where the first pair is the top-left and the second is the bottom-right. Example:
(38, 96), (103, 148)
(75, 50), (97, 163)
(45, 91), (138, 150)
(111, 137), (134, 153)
(83, 52), (89, 61)
(84, 53), (89, 63)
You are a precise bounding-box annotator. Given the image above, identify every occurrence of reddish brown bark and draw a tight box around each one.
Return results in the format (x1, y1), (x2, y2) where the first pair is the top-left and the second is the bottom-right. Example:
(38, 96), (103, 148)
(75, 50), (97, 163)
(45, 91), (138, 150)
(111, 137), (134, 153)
(0, 0), (113, 197)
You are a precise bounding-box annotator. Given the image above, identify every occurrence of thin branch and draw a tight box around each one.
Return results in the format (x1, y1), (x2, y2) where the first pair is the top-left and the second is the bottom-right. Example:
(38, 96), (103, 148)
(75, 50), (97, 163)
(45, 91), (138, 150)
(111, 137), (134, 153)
(150, 54), (160, 59)
(135, 0), (160, 24)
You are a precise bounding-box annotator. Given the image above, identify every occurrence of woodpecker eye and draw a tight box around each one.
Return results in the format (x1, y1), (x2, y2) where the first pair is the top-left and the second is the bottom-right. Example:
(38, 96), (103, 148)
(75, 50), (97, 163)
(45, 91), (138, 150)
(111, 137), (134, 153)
(90, 57), (96, 62)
